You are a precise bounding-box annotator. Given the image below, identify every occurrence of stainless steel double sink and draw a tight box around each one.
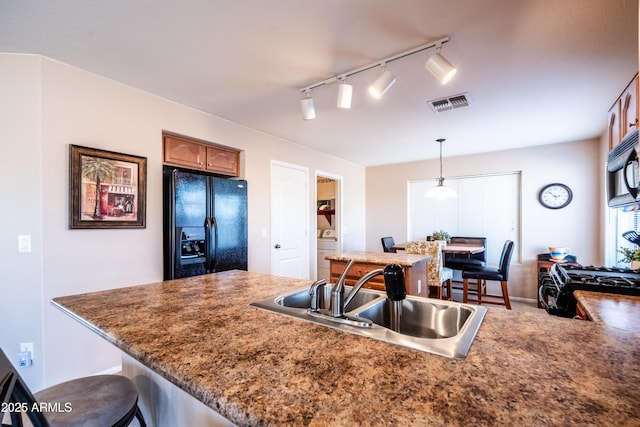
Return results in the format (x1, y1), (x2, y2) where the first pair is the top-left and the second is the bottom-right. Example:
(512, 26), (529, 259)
(250, 285), (487, 360)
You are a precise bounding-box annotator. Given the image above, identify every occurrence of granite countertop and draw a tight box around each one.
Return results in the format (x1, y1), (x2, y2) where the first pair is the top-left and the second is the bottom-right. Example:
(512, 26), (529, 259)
(325, 251), (430, 266)
(52, 270), (640, 426)
(574, 290), (640, 333)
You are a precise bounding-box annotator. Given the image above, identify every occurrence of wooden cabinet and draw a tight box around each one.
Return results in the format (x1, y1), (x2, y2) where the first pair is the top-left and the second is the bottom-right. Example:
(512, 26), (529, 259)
(163, 133), (241, 177)
(329, 259), (428, 297)
(609, 74), (638, 150)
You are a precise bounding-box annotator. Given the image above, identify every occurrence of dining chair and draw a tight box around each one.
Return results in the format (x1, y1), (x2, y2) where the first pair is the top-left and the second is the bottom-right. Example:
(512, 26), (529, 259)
(405, 240), (452, 299)
(444, 236), (487, 271)
(462, 240), (514, 309)
(0, 347), (147, 427)
(381, 236), (397, 253)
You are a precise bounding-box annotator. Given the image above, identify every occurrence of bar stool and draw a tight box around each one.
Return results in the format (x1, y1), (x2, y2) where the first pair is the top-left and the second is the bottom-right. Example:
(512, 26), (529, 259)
(1, 348), (147, 427)
(462, 240), (514, 309)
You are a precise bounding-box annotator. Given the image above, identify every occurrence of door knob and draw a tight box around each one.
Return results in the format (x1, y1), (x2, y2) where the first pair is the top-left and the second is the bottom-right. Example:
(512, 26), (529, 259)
(274, 243), (281, 249)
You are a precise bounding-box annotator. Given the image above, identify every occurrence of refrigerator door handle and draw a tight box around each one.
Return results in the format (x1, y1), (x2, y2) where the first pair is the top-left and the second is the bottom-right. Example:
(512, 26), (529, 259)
(204, 217), (212, 272)
(210, 216), (218, 272)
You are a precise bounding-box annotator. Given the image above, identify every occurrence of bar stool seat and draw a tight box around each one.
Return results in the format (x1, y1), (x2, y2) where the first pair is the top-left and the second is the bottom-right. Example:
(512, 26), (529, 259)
(1, 348), (146, 427)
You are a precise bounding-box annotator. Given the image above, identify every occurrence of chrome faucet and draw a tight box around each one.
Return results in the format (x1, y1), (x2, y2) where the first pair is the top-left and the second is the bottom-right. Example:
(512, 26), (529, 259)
(331, 260), (384, 318)
(308, 279), (326, 312)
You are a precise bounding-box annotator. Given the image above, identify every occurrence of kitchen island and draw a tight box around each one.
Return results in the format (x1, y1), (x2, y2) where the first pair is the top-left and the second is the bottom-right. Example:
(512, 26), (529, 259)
(52, 270), (640, 426)
(325, 251), (431, 297)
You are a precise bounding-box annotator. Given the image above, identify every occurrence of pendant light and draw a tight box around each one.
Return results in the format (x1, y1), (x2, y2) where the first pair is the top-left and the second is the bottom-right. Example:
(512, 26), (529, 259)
(425, 138), (457, 199)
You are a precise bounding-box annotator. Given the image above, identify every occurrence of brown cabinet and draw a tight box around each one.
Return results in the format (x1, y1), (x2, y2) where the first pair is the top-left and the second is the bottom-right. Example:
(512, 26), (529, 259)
(609, 74), (638, 150)
(163, 133), (240, 177)
(329, 258), (429, 297)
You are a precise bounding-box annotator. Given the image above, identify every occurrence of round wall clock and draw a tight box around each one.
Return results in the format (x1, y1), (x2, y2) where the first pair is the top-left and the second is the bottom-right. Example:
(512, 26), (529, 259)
(538, 183), (573, 209)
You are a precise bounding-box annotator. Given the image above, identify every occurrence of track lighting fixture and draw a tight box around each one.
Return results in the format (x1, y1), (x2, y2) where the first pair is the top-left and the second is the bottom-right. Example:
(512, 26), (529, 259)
(300, 91), (316, 120)
(336, 79), (353, 109)
(368, 68), (396, 99)
(298, 36), (455, 119)
(425, 138), (457, 199)
(425, 43), (457, 84)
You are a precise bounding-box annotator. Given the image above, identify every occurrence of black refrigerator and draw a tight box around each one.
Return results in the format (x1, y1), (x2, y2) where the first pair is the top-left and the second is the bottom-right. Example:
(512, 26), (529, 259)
(163, 167), (248, 280)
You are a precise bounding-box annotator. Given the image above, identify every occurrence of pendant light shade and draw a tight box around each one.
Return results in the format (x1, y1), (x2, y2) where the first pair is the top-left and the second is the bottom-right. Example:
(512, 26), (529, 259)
(368, 69), (396, 99)
(425, 48), (457, 84)
(337, 82), (353, 109)
(425, 180), (458, 199)
(425, 138), (457, 199)
(300, 94), (316, 120)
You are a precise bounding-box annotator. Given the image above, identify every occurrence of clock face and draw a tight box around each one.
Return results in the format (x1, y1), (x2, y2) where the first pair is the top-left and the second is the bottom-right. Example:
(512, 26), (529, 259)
(539, 183), (573, 209)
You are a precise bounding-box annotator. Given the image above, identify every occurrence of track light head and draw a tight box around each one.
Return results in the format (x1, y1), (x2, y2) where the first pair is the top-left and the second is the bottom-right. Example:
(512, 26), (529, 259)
(425, 47), (457, 84)
(337, 81), (353, 109)
(300, 93), (316, 120)
(368, 69), (396, 99)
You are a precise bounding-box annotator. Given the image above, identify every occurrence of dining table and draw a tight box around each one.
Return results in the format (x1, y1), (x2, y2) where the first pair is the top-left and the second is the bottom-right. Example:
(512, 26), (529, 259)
(392, 242), (485, 255)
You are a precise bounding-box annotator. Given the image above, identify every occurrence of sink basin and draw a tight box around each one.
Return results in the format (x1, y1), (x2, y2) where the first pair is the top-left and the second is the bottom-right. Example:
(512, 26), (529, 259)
(251, 285), (487, 360)
(276, 285), (379, 311)
(354, 298), (473, 339)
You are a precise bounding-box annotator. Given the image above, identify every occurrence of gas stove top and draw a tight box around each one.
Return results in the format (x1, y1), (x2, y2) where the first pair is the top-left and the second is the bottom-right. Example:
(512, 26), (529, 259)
(539, 264), (640, 317)
(555, 264), (640, 295)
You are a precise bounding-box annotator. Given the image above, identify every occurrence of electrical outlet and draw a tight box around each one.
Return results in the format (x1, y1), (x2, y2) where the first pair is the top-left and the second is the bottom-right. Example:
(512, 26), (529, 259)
(20, 342), (33, 354)
(18, 351), (32, 367)
(19, 342), (34, 366)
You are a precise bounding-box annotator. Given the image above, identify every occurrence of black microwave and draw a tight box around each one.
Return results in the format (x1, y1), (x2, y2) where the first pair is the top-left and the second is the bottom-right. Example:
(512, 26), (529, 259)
(607, 129), (640, 208)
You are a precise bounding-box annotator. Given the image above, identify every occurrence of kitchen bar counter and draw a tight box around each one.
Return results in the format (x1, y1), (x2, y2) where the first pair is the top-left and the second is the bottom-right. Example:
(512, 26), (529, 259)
(52, 270), (640, 426)
(574, 290), (640, 333)
(324, 250), (430, 266)
(325, 251), (431, 296)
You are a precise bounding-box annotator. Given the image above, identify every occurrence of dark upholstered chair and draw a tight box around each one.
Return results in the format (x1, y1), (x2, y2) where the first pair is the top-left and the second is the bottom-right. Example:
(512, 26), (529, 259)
(381, 236), (397, 253)
(0, 348), (146, 427)
(462, 240), (514, 309)
(444, 236), (487, 271)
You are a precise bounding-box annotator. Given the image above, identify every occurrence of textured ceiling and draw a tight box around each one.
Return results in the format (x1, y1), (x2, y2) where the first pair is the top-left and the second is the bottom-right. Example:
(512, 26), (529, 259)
(0, 0), (637, 165)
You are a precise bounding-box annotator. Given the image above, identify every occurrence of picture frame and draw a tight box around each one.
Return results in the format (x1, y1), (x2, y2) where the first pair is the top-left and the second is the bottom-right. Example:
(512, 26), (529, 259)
(69, 144), (147, 229)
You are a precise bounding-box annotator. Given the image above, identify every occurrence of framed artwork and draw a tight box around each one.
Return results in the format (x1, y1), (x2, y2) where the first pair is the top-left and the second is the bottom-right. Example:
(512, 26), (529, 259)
(69, 144), (147, 229)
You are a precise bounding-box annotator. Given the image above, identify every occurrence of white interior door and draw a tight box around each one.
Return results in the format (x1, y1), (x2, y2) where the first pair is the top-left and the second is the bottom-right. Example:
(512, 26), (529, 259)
(271, 161), (309, 279)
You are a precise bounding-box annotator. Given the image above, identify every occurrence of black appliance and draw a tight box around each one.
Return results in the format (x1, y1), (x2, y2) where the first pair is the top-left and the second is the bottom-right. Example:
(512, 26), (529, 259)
(606, 128), (640, 208)
(539, 263), (640, 317)
(163, 167), (248, 280)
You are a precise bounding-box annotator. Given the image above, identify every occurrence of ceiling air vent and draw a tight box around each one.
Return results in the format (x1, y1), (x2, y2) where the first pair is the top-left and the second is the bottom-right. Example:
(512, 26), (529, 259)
(427, 92), (471, 113)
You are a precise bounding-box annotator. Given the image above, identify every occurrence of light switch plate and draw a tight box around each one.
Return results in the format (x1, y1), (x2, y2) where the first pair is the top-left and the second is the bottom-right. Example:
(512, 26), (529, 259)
(18, 235), (31, 253)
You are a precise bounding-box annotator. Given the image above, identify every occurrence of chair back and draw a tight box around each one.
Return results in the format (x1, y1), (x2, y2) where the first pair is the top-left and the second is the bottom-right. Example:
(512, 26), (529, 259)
(498, 240), (515, 280)
(1, 348), (47, 426)
(450, 236), (487, 262)
(405, 240), (443, 286)
(381, 236), (396, 253)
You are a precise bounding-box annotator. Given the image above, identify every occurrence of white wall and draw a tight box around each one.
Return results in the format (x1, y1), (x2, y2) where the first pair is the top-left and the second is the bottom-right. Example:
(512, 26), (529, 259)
(0, 55), (45, 388)
(1, 53), (365, 390)
(366, 138), (602, 301)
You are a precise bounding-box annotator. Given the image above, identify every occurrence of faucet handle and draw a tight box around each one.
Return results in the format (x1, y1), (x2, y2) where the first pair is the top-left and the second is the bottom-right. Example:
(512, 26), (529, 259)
(309, 279), (326, 312)
(383, 264), (406, 301)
